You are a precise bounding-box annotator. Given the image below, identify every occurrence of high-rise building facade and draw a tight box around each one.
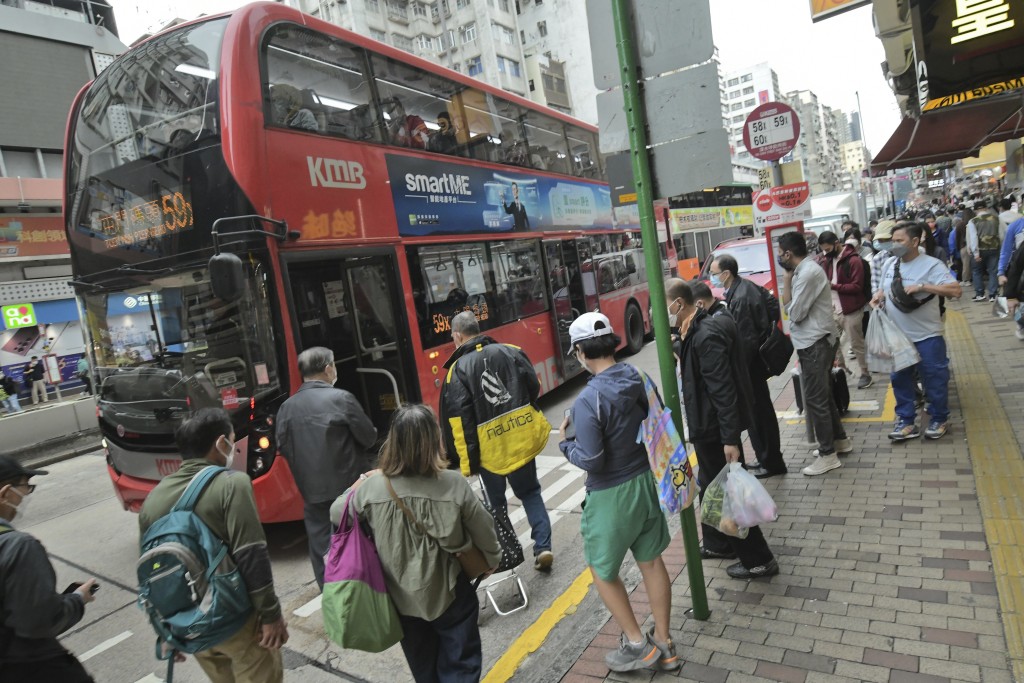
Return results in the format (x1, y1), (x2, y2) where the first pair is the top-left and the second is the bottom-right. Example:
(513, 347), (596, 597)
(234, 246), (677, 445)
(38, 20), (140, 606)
(0, 0), (125, 392)
(721, 62), (782, 185)
(783, 89), (843, 195)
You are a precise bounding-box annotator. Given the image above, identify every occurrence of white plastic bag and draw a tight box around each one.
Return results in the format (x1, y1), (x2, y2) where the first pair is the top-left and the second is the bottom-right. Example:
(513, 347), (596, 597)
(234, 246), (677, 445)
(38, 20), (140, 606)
(724, 463), (779, 528)
(865, 309), (920, 374)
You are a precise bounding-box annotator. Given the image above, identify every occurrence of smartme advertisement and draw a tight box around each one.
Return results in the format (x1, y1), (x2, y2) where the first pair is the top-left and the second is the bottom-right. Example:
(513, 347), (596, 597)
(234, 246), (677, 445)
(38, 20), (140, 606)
(385, 154), (617, 236)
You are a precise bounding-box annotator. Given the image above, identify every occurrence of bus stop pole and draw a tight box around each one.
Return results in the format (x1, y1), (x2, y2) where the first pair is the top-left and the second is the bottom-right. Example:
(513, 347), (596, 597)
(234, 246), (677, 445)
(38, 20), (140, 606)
(610, 0), (709, 621)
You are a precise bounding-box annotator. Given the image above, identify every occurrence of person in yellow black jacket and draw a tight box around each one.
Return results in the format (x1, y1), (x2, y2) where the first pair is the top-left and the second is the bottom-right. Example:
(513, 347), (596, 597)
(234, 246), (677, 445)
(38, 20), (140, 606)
(439, 311), (555, 571)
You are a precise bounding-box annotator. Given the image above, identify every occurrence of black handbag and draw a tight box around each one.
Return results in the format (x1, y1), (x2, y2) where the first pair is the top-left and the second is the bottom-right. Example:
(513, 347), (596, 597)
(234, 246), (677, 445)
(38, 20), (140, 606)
(759, 324), (794, 377)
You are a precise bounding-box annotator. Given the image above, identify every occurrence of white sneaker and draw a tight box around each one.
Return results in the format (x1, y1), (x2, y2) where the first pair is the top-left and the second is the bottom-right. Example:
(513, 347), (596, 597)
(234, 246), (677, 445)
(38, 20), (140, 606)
(833, 437), (853, 454)
(1016, 328), (1024, 341)
(802, 454), (842, 476)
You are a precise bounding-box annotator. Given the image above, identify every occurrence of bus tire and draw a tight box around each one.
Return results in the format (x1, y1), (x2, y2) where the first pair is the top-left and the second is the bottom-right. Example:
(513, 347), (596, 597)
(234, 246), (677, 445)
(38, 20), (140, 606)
(624, 302), (644, 355)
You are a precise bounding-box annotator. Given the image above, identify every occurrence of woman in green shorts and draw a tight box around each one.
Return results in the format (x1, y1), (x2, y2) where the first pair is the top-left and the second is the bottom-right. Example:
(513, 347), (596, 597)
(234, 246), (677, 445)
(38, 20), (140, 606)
(558, 312), (679, 674)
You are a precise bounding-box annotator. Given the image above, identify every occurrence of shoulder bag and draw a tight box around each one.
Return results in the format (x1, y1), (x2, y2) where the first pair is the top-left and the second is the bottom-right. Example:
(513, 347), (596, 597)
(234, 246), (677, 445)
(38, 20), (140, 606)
(384, 477), (491, 585)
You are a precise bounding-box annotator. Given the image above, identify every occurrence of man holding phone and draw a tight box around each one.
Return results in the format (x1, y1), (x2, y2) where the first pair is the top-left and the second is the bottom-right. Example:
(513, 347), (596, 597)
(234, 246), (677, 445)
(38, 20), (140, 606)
(0, 456), (98, 682)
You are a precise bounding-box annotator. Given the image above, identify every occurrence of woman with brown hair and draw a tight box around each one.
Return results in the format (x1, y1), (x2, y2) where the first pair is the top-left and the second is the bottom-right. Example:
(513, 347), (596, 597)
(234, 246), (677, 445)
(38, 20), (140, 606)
(330, 404), (500, 683)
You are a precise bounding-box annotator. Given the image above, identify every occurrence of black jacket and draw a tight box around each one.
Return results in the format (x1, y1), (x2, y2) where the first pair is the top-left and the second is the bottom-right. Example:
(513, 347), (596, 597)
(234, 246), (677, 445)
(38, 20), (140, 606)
(440, 335), (549, 476)
(724, 277), (777, 368)
(0, 376), (16, 397)
(1005, 240), (1024, 300)
(0, 525), (86, 664)
(674, 302), (753, 445)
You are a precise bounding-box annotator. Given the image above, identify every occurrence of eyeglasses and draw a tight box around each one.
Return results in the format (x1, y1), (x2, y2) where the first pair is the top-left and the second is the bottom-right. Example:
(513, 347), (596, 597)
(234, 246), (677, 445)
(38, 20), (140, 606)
(12, 483), (35, 494)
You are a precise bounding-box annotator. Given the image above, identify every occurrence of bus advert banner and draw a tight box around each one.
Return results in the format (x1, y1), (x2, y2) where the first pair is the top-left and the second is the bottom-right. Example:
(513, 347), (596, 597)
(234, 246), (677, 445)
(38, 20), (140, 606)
(753, 182), (812, 231)
(385, 155), (620, 236)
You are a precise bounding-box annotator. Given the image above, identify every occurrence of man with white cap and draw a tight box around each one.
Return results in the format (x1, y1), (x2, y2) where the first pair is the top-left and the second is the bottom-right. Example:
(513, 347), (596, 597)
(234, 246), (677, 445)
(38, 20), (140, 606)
(0, 456), (98, 682)
(558, 311), (678, 674)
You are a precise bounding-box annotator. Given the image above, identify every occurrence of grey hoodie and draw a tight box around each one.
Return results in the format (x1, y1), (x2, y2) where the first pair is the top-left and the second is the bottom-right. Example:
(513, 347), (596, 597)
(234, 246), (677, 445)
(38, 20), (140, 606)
(559, 363), (650, 492)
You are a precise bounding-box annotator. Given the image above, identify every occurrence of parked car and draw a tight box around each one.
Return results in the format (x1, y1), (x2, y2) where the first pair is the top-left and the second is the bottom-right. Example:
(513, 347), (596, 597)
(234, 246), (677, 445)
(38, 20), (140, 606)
(697, 236), (777, 299)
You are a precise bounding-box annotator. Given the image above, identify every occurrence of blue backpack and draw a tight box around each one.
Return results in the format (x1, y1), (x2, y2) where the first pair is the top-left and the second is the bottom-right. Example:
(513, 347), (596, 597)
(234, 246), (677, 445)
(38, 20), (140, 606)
(137, 466), (252, 655)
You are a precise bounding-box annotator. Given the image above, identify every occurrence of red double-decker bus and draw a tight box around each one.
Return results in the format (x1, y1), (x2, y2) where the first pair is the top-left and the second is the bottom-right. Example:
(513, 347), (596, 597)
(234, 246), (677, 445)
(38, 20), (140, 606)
(64, 2), (674, 522)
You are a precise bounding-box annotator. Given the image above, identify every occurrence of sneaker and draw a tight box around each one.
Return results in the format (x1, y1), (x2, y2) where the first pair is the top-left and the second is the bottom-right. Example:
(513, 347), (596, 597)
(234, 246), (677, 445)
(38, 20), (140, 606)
(802, 453), (842, 476)
(699, 545), (737, 560)
(748, 465), (787, 479)
(726, 558), (780, 579)
(833, 437), (853, 454)
(857, 374), (873, 389)
(973, 294), (987, 302)
(1016, 327), (1024, 341)
(924, 421), (949, 440)
(645, 626), (681, 671)
(605, 633), (660, 672)
(534, 550), (554, 572)
(889, 420), (921, 441)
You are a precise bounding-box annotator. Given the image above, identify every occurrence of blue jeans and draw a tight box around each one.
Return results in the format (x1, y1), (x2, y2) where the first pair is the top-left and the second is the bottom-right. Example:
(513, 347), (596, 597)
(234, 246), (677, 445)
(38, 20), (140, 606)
(399, 574), (481, 683)
(891, 335), (950, 424)
(2, 395), (21, 413)
(480, 458), (551, 554)
(973, 250), (999, 297)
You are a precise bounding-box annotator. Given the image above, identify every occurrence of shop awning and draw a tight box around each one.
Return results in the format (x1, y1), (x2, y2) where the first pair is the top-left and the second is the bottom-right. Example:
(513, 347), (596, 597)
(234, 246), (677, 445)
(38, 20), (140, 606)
(870, 95), (1024, 175)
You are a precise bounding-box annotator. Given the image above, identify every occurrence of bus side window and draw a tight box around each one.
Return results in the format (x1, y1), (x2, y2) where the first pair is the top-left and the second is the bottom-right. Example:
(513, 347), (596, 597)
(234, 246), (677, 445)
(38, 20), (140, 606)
(372, 55), (459, 152)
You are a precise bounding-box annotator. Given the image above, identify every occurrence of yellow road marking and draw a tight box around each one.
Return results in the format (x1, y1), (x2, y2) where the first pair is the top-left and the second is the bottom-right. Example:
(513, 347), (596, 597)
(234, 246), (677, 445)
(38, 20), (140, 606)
(785, 383), (896, 424)
(482, 569), (593, 682)
(946, 309), (1024, 675)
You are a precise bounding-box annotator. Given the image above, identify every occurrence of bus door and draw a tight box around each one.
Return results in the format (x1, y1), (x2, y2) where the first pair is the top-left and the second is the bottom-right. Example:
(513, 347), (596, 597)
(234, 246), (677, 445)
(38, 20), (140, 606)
(284, 254), (415, 436)
(542, 240), (582, 378)
(563, 237), (599, 315)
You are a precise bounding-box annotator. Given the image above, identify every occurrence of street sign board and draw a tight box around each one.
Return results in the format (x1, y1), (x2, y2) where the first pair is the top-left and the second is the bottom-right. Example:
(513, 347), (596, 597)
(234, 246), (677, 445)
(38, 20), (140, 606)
(597, 63), (722, 154)
(753, 182), (812, 230)
(743, 102), (801, 162)
(588, 0), (714, 89)
(758, 168), (773, 190)
(649, 128), (733, 200)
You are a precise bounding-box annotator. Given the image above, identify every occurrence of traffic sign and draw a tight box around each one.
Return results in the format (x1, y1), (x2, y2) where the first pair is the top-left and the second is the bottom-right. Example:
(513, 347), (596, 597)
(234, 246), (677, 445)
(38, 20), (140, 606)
(743, 102), (801, 162)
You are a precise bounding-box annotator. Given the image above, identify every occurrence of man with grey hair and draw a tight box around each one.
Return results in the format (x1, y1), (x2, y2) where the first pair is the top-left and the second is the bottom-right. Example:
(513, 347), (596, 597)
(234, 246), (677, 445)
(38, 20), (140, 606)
(276, 346), (377, 589)
(440, 311), (554, 570)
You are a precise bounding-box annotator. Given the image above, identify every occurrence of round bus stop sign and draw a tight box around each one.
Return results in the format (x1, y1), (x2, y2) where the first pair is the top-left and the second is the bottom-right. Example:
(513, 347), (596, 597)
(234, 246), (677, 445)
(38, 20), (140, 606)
(743, 102), (801, 162)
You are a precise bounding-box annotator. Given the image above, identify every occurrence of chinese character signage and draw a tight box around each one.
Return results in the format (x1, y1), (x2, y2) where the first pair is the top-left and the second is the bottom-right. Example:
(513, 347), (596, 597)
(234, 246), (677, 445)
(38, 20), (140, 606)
(914, 0), (1024, 104)
(0, 216), (69, 259)
(669, 206), (754, 234)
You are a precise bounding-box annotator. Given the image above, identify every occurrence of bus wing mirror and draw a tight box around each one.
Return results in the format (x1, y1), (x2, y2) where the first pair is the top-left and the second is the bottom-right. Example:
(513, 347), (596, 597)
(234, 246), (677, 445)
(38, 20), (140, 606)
(209, 252), (245, 302)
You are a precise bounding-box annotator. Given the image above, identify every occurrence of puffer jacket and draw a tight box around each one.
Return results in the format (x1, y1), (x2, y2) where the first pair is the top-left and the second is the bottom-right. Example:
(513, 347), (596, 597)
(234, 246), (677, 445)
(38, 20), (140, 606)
(440, 335), (551, 476)
(675, 301), (753, 445)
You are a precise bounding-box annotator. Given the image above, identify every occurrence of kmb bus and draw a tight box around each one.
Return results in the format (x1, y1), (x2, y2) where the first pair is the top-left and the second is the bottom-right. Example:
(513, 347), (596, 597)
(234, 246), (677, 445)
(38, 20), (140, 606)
(64, 2), (673, 522)
(662, 184), (755, 279)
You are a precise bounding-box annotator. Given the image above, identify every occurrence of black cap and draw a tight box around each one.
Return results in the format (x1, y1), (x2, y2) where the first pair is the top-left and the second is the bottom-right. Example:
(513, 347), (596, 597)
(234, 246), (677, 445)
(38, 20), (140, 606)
(0, 456), (48, 484)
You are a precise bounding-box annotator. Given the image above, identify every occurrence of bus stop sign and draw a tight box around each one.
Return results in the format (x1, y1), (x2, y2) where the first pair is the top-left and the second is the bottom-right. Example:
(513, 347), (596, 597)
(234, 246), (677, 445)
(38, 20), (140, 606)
(743, 102), (800, 162)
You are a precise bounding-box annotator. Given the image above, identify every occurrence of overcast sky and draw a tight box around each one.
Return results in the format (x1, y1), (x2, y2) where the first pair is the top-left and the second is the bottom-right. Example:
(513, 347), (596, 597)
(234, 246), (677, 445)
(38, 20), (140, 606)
(108, 0), (901, 155)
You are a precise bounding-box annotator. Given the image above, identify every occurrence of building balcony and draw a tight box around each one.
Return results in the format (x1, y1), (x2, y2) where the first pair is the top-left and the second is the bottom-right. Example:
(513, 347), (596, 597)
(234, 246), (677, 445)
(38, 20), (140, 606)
(388, 4), (410, 23)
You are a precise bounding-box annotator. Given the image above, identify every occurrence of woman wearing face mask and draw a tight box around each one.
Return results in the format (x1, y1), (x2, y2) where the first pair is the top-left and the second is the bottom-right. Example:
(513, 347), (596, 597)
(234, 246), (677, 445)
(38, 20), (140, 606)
(558, 313), (679, 674)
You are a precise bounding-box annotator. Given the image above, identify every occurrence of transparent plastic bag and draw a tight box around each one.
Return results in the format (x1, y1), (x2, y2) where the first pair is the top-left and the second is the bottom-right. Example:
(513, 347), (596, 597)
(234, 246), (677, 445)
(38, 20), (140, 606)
(699, 463), (748, 539)
(865, 309), (920, 374)
(724, 463), (778, 528)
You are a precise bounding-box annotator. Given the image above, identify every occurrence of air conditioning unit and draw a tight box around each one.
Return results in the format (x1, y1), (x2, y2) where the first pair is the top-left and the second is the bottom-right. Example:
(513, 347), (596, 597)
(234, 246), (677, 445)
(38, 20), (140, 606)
(873, 0), (911, 39)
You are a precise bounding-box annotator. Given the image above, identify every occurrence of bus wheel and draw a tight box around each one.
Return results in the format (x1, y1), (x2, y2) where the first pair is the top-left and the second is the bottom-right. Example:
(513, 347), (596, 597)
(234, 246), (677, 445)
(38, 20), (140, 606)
(624, 302), (644, 355)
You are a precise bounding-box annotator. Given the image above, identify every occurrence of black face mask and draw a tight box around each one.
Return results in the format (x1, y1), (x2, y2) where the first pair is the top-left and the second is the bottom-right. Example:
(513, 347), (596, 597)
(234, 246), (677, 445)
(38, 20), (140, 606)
(777, 254), (794, 272)
(824, 249), (837, 259)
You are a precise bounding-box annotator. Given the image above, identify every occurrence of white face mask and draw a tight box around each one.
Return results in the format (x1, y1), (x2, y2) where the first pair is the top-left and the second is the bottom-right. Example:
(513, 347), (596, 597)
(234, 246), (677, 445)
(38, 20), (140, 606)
(4, 486), (30, 520)
(667, 299), (680, 327)
(218, 438), (235, 469)
(575, 349), (592, 375)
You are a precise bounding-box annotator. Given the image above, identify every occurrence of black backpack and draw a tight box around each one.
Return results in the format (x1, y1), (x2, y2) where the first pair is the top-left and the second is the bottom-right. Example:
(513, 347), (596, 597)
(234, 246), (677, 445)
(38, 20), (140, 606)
(860, 256), (872, 301)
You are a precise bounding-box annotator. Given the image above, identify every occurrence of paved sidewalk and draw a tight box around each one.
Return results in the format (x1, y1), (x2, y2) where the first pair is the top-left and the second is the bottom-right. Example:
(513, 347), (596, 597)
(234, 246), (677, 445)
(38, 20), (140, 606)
(539, 293), (1021, 683)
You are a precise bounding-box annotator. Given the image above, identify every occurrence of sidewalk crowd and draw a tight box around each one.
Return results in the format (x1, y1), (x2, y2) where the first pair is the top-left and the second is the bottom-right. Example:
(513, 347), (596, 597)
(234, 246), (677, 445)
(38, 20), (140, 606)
(1, 195), (1022, 683)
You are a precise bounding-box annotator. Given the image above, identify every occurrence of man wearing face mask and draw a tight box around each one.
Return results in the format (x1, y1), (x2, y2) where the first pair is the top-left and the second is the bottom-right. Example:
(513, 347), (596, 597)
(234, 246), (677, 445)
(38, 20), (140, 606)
(817, 232), (872, 390)
(710, 255), (787, 479)
(141, 409), (288, 681)
(665, 279), (779, 578)
(276, 347), (377, 589)
(870, 220), (898, 293)
(0, 456), (97, 683)
(870, 224), (962, 441)
(777, 231), (852, 476)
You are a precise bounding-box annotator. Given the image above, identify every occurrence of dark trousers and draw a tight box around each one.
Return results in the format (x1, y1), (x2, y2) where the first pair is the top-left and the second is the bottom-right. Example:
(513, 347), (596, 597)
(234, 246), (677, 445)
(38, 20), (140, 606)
(0, 652), (95, 683)
(746, 365), (785, 473)
(693, 438), (774, 569)
(304, 499), (333, 590)
(796, 336), (847, 455)
(974, 249), (999, 297)
(399, 574), (482, 683)
(480, 458), (551, 553)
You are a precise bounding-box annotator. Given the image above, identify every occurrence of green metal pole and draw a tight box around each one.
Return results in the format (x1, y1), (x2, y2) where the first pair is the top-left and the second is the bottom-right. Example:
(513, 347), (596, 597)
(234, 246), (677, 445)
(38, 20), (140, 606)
(610, 0), (709, 620)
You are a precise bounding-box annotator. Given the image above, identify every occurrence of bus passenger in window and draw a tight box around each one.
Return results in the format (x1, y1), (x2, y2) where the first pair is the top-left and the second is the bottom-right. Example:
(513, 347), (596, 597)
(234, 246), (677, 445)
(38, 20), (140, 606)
(269, 84), (318, 132)
(428, 111), (460, 155)
(382, 97), (429, 149)
(501, 182), (530, 232)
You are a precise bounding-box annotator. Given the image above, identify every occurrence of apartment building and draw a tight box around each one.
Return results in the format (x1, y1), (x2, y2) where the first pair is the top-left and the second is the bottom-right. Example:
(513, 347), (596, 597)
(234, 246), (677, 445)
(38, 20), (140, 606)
(783, 89), (844, 195)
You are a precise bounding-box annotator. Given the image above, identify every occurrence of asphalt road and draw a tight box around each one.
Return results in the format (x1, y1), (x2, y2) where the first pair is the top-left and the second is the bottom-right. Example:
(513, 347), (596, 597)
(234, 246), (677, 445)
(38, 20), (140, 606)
(26, 341), (667, 683)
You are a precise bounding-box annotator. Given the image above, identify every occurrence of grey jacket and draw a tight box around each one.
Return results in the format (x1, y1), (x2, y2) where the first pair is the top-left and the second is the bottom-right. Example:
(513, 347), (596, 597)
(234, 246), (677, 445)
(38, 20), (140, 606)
(276, 381), (378, 504)
(0, 525), (86, 664)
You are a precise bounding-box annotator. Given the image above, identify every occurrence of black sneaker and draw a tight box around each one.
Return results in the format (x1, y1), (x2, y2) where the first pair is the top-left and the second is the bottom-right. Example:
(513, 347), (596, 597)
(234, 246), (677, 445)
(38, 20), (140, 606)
(726, 558), (780, 579)
(699, 546), (737, 560)
(748, 465), (786, 479)
(973, 294), (987, 302)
